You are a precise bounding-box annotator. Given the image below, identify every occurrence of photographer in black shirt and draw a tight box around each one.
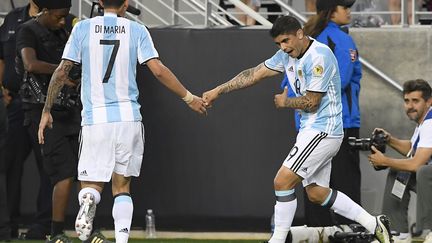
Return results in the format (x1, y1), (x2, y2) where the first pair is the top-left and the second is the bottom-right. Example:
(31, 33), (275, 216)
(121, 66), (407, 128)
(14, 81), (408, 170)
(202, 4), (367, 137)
(15, 0), (81, 241)
(0, 1), (51, 238)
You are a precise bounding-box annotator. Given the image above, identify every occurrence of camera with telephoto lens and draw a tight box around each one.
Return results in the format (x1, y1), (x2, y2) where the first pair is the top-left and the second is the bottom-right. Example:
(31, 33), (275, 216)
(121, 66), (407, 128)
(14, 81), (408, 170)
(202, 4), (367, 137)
(348, 130), (388, 171)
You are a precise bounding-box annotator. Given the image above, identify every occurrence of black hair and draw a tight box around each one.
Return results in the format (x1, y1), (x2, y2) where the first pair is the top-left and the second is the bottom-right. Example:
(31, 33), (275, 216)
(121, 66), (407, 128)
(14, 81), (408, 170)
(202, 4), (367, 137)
(270, 15), (302, 38)
(102, 0), (125, 8)
(303, 8), (335, 38)
(403, 79), (432, 100)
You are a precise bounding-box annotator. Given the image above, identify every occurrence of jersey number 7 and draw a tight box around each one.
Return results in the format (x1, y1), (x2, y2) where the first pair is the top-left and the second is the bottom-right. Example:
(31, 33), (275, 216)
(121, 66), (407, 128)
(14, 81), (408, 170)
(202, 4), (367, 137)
(100, 39), (120, 83)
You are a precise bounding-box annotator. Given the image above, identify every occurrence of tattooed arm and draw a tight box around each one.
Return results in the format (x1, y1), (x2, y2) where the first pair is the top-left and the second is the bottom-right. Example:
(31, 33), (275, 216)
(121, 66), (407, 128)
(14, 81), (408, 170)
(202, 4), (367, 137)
(218, 63), (278, 94)
(42, 60), (74, 113)
(274, 89), (323, 113)
(203, 63), (279, 106)
(38, 60), (74, 144)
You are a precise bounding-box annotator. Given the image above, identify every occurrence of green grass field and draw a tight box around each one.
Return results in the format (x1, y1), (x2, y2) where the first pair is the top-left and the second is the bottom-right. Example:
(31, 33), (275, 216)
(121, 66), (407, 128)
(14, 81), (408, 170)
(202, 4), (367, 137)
(7, 236), (426, 242)
(10, 240), (263, 243)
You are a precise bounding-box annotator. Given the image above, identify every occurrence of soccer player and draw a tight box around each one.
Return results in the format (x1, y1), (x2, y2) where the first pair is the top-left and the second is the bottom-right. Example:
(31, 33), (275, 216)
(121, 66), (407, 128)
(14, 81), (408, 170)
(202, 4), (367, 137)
(202, 15), (392, 243)
(38, 0), (207, 242)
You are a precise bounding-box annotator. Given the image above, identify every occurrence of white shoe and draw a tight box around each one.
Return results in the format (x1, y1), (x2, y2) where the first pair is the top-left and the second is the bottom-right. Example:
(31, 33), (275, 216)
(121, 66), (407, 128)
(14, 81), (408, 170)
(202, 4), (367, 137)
(75, 193), (97, 241)
(424, 232), (432, 243)
(374, 215), (391, 243)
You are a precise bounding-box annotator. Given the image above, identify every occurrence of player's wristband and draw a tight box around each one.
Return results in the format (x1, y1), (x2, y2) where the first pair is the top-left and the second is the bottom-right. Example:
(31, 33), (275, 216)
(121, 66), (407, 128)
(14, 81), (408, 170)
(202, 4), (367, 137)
(182, 90), (194, 104)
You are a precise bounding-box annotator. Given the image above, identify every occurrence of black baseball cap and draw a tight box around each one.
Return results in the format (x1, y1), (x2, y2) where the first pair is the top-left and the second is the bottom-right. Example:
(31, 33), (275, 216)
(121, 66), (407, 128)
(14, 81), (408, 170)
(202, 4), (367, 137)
(34, 0), (71, 9)
(316, 0), (356, 12)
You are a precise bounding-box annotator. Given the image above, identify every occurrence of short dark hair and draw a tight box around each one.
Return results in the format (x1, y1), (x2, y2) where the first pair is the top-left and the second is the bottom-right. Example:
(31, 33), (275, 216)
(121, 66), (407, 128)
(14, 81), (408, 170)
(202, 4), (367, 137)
(102, 0), (125, 8)
(270, 15), (302, 38)
(403, 79), (432, 100)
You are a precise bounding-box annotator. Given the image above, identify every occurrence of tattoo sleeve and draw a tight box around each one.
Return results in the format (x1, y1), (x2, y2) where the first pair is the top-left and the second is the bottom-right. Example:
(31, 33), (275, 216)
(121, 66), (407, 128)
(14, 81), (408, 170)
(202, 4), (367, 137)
(42, 60), (73, 113)
(284, 91), (322, 113)
(218, 63), (265, 94)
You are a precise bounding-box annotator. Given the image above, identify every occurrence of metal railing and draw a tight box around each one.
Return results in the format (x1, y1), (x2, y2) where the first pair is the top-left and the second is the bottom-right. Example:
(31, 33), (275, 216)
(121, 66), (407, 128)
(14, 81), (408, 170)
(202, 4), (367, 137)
(76, 0), (411, 91)
(272, 0), (403, 91)
(75, 0), (431, 28)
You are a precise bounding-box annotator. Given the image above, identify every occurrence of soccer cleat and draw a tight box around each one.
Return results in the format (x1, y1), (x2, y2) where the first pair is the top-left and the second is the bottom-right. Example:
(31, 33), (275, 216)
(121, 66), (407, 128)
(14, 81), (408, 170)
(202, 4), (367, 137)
(263, 231), (292, 243)
(83, 230), (113, 243)
(75, 193), (97, 241)
(45, 234), (72, 243)
(374, 215), (392, 243)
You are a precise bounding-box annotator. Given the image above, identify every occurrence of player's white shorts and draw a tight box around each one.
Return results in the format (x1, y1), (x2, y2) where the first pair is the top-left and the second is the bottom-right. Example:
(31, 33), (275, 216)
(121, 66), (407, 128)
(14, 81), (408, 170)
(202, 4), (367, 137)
(282, 130), (343, 187)
(78, 121), (144, 182)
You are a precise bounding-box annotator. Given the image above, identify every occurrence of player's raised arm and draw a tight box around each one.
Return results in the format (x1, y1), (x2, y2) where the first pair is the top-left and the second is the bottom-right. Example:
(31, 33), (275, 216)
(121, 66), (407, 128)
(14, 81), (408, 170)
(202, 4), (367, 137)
(146, 58), (207, 115)
(202, 62), (279, 107)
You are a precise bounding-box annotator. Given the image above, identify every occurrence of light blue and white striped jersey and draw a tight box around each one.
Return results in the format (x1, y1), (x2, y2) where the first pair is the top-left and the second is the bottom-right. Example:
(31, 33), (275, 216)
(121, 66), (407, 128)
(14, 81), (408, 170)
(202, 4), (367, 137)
(265, 38), (343, 136)
(63, 12), (159, 125)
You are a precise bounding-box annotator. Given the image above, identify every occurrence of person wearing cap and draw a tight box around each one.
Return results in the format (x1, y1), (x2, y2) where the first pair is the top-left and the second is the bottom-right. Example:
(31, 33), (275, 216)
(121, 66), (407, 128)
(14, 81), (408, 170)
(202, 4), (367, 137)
(14, 0), (83, 242)
(301, 0), (363, 229)
(0, 0), (53, 239)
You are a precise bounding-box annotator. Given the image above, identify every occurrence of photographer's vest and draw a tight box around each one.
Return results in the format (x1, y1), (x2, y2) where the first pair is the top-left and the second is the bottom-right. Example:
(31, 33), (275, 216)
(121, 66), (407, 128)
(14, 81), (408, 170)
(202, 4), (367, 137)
(19, 19), (78, 109)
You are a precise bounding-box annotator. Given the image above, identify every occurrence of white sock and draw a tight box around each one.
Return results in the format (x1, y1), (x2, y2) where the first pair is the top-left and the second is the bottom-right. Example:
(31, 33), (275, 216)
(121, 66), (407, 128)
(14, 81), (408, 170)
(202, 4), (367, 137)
(330, 190), (376, 233)
(269, 199), (297, 243)
(112, 194), (133, 243)
(78, 187), (101, 204)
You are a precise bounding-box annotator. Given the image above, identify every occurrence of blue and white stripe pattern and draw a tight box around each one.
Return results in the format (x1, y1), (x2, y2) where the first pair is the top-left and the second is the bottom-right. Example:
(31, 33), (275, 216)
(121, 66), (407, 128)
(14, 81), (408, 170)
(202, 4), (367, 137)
(264, 38), (343, 136)
(63, 13), (159, 125)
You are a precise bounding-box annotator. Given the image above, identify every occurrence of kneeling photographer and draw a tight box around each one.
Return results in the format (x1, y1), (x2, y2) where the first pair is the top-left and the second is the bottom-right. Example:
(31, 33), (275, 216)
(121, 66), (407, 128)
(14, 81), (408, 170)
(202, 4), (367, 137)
(367, 79), (432, 242)
(15, 0), (82, 241)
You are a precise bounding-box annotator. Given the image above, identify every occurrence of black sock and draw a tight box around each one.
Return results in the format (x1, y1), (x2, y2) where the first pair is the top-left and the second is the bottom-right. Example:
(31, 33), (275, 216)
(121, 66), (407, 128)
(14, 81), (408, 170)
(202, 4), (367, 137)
(51, 221), (64, 236)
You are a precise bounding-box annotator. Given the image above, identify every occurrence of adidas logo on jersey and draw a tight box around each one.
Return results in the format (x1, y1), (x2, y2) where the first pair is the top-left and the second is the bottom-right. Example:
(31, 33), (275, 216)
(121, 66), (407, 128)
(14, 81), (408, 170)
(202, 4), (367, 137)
(79, 170), (88, 176)
(119, 228), (129, 233)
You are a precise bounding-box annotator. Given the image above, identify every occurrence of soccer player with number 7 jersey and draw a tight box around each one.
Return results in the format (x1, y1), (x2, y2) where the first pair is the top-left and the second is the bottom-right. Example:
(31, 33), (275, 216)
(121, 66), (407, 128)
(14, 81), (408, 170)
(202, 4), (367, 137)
(37, 1), (207, 242)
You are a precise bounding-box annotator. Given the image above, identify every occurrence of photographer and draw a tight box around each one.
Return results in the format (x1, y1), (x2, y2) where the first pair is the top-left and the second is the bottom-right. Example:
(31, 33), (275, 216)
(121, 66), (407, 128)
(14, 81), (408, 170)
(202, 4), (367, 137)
(15, 0), (81, 241)
(0, 1), (50, 238)
(368, 79), (432, 242)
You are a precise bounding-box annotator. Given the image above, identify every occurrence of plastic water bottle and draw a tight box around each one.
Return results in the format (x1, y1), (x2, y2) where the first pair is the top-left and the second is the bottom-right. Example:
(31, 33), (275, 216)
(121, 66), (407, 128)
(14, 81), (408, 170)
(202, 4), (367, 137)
(145, 209), (156, 238)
